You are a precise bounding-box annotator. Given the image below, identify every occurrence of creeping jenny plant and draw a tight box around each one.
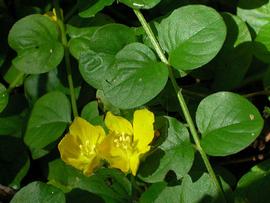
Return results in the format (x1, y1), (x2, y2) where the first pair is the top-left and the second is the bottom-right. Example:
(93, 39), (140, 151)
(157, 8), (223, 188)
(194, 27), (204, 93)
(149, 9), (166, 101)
(3, 0), (269, 202)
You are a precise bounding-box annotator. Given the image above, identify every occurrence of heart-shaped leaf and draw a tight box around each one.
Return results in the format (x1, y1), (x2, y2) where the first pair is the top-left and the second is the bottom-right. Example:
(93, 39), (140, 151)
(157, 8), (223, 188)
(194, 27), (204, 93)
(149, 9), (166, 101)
(196, 92), (264, 156)
(24, 91), (71, 159)
(158, 5), (226, 71)
(8, 14), (64, 74)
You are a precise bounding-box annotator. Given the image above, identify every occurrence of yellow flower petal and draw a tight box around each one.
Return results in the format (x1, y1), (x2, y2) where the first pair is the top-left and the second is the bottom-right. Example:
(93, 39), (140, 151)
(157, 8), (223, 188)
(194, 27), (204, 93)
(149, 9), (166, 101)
(58, 117), (105, 176)
(105, 112), (133, 135)
(98, 132), (131, 174)
(133, 109), (155, 152)
(130, 155), (140, 176)
(58, 133), (81, 162)
(69, 117), (105, 147)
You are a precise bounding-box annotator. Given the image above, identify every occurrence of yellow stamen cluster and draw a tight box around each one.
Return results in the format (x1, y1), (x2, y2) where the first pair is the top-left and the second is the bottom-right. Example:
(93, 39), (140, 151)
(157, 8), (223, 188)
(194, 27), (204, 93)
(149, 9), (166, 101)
(113, 133), (132, 149)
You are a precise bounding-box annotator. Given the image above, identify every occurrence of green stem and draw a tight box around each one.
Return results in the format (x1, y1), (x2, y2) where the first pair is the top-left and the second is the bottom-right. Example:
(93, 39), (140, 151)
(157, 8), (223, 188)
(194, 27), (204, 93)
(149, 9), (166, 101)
(134, 9), (226, 201)
(53, 0), (78, 117)
(6, 72), (24, 93)
(244, 90), (270, 98)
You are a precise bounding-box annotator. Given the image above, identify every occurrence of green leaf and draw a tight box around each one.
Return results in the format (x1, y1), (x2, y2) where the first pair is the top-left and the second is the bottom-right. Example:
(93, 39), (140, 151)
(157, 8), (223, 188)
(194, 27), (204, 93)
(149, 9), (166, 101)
(196, 92), (264, 156)
(103, 42), (168, 109)
(139, 116), (194, 183)
(158, 5), (226, 71)
(254, 22), (270, 63)
(8, 14), (64, 74)
(11, 181), (65, 203)
(237, 0), (270, 33)
(211, 13), (252, 90)
(0, 136), (29, 189)
(140, 174), (230, 203)
(78, 24), (136, 89)
(0, 83), (8, 113)
(235, 159), (270, 203)
(119, 0), (161, 9)
(24, 91), (71, 159)
(81, 101), (104, 126)
(0, 115), (23, 135)
(79, 0), (114, 18)
(178, 174), (226, 203)
(48, 159), (131, 202)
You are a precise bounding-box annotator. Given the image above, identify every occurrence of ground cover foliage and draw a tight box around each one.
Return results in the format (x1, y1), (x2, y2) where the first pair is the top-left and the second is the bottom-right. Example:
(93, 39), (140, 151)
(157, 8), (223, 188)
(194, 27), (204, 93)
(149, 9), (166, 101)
(0, 0), (270, 202)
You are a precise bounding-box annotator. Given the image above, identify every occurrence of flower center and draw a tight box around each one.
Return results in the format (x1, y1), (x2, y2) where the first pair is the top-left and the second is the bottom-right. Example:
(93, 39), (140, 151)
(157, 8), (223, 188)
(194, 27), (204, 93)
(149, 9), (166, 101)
(113, 133), (132, 150)
(79, 140), (95, 157)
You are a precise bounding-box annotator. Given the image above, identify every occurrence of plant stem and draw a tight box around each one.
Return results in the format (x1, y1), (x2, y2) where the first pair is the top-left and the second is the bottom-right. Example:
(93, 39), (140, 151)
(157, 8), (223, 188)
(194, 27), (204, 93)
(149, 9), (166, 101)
(6, 72), (24, 93)
(244, 90), (270, 98)
(53, 0), (78, 117)
(134, 9), (226, 201)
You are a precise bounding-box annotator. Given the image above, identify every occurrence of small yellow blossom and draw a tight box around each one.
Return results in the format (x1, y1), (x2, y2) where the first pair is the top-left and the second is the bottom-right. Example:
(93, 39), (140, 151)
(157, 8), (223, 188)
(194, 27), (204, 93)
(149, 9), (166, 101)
(98, 109), (155, 175)
(58, 117), (105, 176)
(44, 8), (59, 22)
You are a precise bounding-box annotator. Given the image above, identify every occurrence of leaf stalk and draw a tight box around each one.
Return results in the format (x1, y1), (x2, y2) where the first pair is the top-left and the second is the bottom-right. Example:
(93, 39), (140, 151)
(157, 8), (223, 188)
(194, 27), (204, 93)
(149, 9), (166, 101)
(133, 9), (226, 201)
(53, 0), (78, 117)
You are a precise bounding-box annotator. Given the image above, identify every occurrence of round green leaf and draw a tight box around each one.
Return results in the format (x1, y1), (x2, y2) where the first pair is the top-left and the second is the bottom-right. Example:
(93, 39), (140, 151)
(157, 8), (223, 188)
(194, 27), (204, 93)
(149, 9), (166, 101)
(24, 91), (71, 159)
(139, 117), (194, 183)
(11, 181), (65, 203)
(235, 159), (270, 203)
(119, 0), (161, 9)
(237, 0), (270, 33)
(0, 83), (8, 113)
(254, 22), (270, 63)
(158, 5), (226, 71)
(8, 14), (64, 74)
(196, 92), (264, 156)
(103, 42), (168, 109)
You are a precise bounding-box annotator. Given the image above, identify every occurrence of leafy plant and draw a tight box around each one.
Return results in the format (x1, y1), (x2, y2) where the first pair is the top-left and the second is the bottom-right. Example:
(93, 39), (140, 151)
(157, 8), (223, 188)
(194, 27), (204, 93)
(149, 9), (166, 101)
(0, 0), (269, 202)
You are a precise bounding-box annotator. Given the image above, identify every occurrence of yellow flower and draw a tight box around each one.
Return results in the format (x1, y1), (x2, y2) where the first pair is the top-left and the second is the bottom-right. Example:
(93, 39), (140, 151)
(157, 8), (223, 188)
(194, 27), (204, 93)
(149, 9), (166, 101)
(44, 8), (60, 22)
(98, 109), (154, 175)
(58, 117), (105, 176)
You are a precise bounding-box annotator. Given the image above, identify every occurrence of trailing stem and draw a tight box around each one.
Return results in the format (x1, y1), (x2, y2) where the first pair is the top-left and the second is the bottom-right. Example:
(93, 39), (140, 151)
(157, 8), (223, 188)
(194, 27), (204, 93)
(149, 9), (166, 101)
(53, 0), (78, 117)
(133, 9), (226, 201)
